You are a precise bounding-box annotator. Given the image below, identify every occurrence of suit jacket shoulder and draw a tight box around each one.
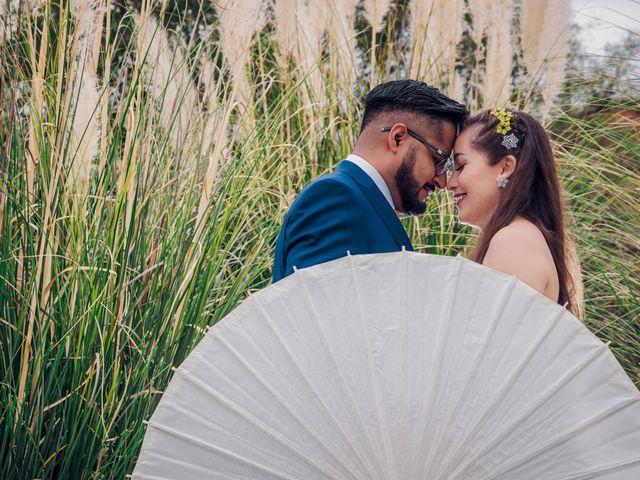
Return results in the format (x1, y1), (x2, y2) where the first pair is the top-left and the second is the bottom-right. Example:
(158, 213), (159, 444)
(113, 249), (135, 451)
(272, 162), (413, 282)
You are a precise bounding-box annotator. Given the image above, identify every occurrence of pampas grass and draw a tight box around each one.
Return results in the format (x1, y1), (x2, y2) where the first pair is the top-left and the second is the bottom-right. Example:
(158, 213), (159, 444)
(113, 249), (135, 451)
(363, 0), (391, 86)
(214, 0), (265, 113)
(363, 0), (391, 33)
(483, 0), (514, 106)
(521, 0), (570, 112)
(67, 0), (101, 193)
(135, 12), (199, 148)
(326, 0), (358, 90)
(541, 2), (570, 116)
(468, 0), (490, 106)
(409, 0), (465, 87)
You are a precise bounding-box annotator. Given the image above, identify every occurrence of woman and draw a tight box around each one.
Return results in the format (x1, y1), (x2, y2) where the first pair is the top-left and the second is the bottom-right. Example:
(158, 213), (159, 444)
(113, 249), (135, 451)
(447, 108), (582, 315)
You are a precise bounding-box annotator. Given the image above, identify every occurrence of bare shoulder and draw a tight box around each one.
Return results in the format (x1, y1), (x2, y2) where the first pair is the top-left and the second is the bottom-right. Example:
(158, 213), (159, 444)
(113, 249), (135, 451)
(483, 219), (558, 300)
(489, 219), (548, 252)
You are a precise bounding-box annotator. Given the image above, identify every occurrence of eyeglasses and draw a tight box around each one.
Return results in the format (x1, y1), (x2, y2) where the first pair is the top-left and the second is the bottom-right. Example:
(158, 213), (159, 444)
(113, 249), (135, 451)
(381, 127), (453, 177)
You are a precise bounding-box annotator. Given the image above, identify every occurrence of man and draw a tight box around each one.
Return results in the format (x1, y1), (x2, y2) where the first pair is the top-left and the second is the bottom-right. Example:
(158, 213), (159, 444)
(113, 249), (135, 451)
(272, 80), (468, 282)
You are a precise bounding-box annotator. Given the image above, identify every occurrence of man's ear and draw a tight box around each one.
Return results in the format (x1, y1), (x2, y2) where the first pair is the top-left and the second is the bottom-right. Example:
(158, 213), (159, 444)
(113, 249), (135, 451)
(500, 154), (517, 179)
(387, 123), (408, 152)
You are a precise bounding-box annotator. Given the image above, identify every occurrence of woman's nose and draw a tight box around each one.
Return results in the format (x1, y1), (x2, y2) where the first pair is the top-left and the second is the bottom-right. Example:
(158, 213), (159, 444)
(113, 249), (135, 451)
(446, 173), (457, 191)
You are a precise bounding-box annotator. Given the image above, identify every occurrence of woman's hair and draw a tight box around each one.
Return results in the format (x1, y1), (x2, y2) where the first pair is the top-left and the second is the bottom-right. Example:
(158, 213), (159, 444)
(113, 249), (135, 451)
(463, 109), (583, 316)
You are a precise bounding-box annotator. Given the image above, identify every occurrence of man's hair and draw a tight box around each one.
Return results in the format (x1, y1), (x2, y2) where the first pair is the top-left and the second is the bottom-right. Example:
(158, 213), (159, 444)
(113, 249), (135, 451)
(361, 80), (468, 137)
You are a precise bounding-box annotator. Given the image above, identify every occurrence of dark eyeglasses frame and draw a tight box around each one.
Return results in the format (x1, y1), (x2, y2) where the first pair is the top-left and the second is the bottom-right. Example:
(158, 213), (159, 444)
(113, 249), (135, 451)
(380, 126), (453, 176)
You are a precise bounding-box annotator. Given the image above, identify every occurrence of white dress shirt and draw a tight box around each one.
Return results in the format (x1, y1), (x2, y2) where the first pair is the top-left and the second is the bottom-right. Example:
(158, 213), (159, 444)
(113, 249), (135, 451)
(345, 154), (395, 210)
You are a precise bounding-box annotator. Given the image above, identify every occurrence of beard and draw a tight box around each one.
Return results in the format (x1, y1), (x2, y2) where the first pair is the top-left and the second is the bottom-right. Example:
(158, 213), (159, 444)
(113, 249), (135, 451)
(396, 146), (427, 215)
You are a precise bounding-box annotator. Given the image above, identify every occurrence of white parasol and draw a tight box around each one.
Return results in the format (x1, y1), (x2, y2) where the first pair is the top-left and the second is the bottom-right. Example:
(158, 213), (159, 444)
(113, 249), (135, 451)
(133, 252), (640, 479)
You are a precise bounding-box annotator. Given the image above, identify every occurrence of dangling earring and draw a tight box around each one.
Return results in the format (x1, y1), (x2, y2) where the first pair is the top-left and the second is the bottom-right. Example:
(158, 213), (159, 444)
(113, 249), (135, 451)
(496, 175), (509, 188)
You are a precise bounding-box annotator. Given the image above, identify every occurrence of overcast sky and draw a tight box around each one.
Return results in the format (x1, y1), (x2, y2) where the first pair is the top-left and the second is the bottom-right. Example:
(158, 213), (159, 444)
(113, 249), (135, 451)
(572, 0), (640, 54)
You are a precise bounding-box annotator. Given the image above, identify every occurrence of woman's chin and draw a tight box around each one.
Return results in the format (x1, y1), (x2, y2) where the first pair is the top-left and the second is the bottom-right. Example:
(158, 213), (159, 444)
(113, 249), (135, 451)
(457, 212), (481, 229)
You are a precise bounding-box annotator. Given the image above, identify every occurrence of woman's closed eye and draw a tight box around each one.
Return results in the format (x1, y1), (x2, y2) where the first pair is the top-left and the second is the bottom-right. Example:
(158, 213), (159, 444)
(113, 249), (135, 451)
(455, 163), (465, 172)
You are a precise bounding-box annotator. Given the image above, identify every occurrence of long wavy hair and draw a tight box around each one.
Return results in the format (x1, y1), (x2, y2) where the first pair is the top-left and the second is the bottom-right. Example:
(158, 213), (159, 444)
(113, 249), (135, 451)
(463, 109), (583, 316)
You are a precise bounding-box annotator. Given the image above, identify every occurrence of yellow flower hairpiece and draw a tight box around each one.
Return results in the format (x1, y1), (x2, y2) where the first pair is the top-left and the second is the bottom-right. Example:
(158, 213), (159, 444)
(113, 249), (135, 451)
(490, 107), (513, 135)
(490, 107), (520, 149)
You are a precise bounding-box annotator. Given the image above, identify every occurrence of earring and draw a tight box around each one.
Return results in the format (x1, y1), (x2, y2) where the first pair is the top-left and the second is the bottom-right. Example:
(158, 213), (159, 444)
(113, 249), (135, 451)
(496, 175), (509, 188)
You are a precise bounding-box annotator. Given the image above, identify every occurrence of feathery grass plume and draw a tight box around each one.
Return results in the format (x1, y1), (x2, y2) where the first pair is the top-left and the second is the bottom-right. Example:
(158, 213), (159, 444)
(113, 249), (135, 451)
(467, 0), (490, 47)
(274, 0), (327, 155)
(521, 0), (549, 78)
(214, 0), (265, 114)
(67, 0), (101, 193)
(483, 0), (513, 107)
(363, 0), (391, 86)
(467, 0), (490, 107)
(327, 0), (359, 88)
(294, 0), (329, 105)
(200, 57), (225, 155)
(450, 71), (465, 104)
(272, 0), (298, 66)
(0, 0), (18, 45)
(409, 0), (435, 80)
(273, 0), (330, 106)
(521, 0), (570, 112)
(363, 0), (391, 33)
(409, 0), (464, 86)
(541, 2), (569, 117)
(135, 12), (199, 148)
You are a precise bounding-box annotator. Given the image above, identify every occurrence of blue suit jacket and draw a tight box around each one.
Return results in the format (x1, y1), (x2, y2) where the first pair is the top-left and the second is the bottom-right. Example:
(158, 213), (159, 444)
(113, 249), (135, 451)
(272, 160), (413, 282)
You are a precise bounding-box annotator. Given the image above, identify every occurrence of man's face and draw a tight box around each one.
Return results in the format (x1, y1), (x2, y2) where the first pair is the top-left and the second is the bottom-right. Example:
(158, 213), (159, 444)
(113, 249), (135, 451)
(394, 121), (457, 215)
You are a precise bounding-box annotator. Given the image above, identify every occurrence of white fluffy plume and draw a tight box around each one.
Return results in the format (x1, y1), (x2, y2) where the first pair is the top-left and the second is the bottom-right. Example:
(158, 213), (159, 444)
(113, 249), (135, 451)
(484, 0), (514, 107)
(521, 0), (570, 114)
(521, 0), (570, 110)
(363, 0), (391, 33)
(67, 0), (102, 193)
(272, 0), (330, 118)
(409, 0), (465, 84)
(135, 13), (199, 146)
(214, 0), (265, 109)
(327, 0), (359, 87)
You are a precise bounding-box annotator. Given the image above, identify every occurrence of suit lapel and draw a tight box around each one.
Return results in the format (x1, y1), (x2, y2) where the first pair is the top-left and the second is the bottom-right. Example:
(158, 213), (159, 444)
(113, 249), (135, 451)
(336, 161), (413, 250)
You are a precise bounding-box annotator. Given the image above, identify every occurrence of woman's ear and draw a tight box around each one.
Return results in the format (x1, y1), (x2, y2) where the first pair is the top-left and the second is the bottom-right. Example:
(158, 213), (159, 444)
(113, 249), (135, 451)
(501, 154), (517, 179)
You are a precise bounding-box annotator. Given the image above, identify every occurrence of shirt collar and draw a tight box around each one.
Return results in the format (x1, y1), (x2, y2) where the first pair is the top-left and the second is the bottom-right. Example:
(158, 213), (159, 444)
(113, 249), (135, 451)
(345, 154), (395, 209)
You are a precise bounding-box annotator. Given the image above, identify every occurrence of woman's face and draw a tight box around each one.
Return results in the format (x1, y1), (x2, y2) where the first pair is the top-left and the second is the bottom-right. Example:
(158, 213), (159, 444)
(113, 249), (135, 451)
(447, 125), (504, 229)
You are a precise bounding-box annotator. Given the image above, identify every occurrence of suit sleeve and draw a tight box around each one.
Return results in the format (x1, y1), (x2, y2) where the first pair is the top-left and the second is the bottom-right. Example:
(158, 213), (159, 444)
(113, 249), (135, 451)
(282, 178), (367, 277)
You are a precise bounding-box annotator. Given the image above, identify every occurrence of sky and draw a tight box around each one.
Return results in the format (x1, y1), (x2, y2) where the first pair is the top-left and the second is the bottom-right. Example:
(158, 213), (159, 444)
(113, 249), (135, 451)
(571, 0), (640, 54)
